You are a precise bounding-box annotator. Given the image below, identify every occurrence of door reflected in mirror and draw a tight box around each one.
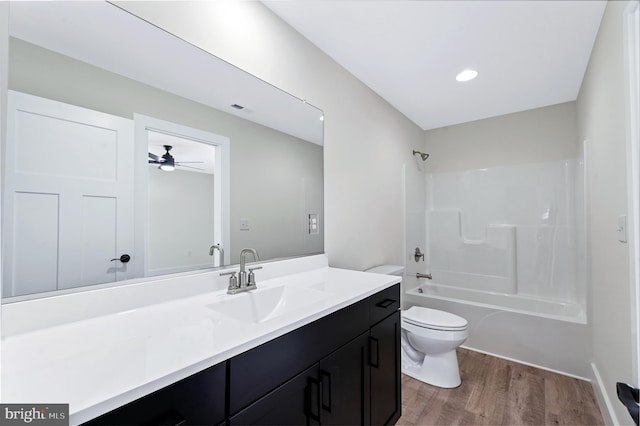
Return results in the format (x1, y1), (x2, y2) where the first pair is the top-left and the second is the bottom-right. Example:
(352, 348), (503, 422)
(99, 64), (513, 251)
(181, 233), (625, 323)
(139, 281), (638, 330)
(143, 118), (230, 277)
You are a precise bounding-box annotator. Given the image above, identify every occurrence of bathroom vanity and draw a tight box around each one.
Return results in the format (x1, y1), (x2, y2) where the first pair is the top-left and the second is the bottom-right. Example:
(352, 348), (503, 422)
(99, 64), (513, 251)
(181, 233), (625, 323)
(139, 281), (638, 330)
(1, 255), (401, 425)
(85, 283), (400, 425)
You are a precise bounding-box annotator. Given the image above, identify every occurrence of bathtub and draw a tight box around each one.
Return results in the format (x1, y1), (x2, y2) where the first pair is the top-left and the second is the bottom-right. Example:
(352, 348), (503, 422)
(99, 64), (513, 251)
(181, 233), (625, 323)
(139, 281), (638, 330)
(403, 281), (591, 379)
(407, 282), (585, 323)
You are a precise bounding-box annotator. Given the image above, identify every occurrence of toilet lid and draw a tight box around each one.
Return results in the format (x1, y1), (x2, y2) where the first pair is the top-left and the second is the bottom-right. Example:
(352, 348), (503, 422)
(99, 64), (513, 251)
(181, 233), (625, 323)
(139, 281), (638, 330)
(402, 306), (468, 331)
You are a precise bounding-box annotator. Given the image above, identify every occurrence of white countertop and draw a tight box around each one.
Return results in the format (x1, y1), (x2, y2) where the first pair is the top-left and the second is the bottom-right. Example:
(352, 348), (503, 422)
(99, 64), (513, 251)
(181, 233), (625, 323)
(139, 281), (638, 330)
(1, 256), (400, 425)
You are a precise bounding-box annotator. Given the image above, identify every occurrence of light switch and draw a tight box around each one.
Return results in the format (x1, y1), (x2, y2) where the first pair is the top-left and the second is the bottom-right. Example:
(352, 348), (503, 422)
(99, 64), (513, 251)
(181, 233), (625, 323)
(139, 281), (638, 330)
(617, 215), (627, 243)
(240, 218), (250, 231)
(309, 214), (319, 235)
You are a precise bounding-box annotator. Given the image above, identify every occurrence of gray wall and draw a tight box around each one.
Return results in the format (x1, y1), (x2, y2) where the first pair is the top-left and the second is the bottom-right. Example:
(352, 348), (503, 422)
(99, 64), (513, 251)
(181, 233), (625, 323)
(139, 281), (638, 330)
(424, 101), (579, 172)
(577, 1), (636, 423)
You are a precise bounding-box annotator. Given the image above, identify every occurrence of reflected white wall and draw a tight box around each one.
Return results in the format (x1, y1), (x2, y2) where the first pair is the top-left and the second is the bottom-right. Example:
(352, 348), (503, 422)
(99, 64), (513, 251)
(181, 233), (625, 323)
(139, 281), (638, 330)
(148, 167), (215, 275)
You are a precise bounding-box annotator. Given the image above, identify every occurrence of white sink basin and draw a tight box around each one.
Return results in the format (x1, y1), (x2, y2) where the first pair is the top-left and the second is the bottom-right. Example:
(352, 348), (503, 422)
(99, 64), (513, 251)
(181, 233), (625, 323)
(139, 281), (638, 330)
(207, 285), (330, 324)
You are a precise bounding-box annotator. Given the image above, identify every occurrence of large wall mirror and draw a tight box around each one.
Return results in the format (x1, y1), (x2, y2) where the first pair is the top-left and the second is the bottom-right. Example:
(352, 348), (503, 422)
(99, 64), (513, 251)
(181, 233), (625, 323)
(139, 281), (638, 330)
(2, 2), (324, 299)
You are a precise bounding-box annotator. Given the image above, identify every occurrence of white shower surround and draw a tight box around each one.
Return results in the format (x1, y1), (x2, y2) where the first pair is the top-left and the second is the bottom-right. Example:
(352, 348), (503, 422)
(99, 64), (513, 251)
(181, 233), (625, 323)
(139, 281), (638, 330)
(403, 158), (590, 378)
(426, 159), (585, 307)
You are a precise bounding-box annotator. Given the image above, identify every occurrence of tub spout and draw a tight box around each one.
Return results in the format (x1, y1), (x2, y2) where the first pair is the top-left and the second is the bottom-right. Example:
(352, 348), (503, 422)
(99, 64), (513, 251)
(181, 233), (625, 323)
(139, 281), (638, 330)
(416, 273), (432, 280)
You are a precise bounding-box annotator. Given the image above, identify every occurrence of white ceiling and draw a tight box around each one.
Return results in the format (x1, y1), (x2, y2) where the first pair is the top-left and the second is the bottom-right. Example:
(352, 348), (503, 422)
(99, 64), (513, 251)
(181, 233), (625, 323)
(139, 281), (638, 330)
(263, 1), (607, 130)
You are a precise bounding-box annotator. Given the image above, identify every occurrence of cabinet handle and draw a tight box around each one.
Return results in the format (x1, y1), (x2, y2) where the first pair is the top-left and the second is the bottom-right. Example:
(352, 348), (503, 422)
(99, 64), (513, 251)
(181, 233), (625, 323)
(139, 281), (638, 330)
(320, 370), (332, 413)
(375, 298), (396, 308)
(307, 377), (322, 423)
(369, 336), (380, 368)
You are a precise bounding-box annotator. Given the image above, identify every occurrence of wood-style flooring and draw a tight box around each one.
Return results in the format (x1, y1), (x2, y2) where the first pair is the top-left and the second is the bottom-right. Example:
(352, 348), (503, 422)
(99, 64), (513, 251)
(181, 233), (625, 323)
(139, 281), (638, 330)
(397, 348), (605, 426)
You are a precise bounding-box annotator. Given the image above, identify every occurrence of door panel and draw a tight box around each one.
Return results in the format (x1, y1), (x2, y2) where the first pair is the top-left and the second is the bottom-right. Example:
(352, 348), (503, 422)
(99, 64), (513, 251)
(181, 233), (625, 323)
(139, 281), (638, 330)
(79, 195), (118, 286)
(12, 192), (59, 295)
(4, 91), (134, 296)
(14, 108), (118, 180)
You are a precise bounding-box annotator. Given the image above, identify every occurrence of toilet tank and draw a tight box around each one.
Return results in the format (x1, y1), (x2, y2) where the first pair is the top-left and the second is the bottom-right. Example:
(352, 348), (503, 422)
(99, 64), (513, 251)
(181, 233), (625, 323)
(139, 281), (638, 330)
(365, 265), (404, 276)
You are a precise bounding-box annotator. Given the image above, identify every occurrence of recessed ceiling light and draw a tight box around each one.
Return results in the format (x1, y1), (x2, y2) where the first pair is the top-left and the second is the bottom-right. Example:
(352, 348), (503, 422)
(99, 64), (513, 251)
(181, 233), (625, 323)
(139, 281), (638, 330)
(456, 69), (478, 82)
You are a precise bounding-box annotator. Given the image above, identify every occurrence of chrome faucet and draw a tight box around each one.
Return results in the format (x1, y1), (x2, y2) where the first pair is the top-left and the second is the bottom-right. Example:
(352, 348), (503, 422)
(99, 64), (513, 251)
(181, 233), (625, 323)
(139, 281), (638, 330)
(416, 272), (432, 280)
(209, 244), (224, 266)
(239, 248), (260, 289)
(220, 248), (261, 295)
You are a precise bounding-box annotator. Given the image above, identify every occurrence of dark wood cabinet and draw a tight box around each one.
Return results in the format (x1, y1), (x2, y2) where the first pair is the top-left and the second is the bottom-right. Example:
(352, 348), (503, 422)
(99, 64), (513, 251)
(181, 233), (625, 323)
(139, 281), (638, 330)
(320, 332), (371, 425)
(228, 296), (370, 415)
(370, 311), (401, 425)
(83, 283), (400, 426)
(232, 284), (401, 426)
(84, 361), (226, 426)
(230, 364), (321, 425)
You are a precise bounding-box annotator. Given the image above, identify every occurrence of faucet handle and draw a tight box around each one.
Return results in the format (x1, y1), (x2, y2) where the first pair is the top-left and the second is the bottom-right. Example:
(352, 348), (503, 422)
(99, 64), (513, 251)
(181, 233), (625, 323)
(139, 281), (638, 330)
(220, 271), (238, 289)
(248, 266), (262, 286)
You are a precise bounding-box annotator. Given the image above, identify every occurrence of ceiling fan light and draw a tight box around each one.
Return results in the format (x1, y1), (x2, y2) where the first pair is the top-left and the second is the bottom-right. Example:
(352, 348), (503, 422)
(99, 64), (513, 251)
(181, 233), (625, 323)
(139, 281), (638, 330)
(159, 163), (175, 172)
(456, 69), (478, 82)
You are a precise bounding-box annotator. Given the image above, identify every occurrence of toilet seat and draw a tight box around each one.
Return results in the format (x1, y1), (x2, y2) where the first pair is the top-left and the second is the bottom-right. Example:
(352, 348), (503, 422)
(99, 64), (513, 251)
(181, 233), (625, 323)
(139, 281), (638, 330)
(402, 306), (467, 331)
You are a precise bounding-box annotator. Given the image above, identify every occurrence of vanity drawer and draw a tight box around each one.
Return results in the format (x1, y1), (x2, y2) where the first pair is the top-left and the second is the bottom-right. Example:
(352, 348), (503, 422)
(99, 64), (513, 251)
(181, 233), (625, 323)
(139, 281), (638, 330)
(83, 361), (226, 426)
(369, 284), (400, 326)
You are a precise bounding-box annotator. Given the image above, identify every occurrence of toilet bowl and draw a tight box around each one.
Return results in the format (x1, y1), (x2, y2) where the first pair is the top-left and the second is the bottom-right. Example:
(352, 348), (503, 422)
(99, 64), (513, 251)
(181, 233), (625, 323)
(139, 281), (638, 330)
(364, 265), (468, 388)
(401, 306), (468, 388)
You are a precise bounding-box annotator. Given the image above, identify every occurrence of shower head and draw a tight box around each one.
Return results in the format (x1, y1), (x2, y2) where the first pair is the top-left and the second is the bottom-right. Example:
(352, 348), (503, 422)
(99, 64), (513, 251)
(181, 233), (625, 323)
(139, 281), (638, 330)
(413, 150), (429, 161)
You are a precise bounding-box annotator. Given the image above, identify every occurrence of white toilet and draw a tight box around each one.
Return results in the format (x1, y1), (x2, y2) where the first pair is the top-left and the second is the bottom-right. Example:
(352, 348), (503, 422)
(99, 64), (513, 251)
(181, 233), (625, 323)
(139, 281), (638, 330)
(365, 265), (469, 388)
(401, 306), (468, 388)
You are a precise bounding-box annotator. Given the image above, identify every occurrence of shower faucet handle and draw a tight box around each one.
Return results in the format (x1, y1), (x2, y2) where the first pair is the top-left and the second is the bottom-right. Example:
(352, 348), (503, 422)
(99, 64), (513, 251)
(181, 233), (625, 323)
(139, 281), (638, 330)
(414, 247), (425, 262)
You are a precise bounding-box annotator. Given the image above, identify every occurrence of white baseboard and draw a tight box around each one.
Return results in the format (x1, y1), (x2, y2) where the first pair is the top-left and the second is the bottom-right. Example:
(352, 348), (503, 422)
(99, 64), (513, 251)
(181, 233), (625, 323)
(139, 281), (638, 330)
(590, 362), (619, 426)
(461, 345), (590, 381)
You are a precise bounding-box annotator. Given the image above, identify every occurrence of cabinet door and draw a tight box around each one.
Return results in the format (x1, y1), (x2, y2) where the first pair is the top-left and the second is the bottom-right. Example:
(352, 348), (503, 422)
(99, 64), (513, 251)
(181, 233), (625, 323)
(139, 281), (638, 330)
(229, 297), (369, 414)
(370, 311), (401, 426)
(320, 333), (370, 425)
(230, 364), (321, 426)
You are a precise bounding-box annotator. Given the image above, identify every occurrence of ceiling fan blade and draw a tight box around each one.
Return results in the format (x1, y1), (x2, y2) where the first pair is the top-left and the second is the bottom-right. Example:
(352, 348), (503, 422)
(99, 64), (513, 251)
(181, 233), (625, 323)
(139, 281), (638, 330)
(148, 152), (160, 161)
(175, 161), (205, 164)
(177, 164), (205, 171)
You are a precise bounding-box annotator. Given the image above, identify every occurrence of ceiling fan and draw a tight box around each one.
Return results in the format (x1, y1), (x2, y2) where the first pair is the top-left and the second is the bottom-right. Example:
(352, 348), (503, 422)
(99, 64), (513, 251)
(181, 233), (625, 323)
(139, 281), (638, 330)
(148, 145), (203, 172)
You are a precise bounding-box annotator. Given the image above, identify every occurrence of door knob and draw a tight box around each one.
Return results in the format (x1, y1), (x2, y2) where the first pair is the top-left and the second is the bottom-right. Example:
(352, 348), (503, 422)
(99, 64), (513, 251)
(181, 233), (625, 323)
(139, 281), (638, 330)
(110, 254), (131, 263)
